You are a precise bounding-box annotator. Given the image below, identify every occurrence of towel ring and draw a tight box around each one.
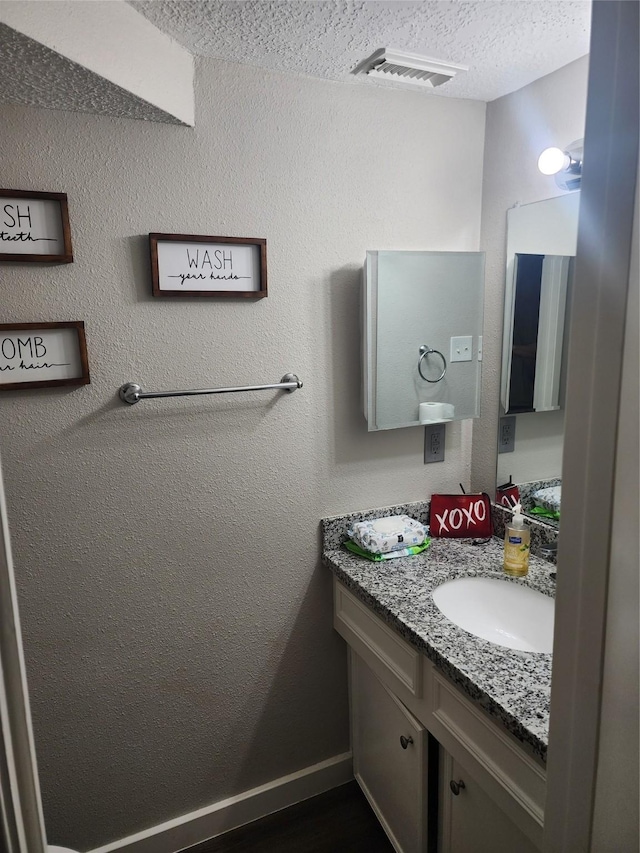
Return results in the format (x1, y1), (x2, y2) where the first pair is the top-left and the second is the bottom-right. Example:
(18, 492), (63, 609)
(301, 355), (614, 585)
(418, 345), (447, 383)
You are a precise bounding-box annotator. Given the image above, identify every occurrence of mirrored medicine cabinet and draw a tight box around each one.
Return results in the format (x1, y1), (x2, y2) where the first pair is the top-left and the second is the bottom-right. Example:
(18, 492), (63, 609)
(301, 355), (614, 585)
(501, 194), (579, 416)
(362, 250), (485, 431)
(497, 192), (580, 519)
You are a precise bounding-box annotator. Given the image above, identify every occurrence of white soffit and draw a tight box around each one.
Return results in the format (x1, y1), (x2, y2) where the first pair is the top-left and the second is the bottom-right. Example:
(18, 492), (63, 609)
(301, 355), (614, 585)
(0, 0), (194, 125)
(131, 0), (591, 102)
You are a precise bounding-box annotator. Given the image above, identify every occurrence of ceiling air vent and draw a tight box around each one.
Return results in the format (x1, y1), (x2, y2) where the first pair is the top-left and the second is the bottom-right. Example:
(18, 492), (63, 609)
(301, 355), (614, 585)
(353, 48), (468, 89)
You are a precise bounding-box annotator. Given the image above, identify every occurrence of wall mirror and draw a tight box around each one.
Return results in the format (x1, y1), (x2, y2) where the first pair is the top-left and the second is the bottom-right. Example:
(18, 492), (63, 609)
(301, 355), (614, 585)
(363, 250), (485, 431)
(497, 193), (580, 523)
(502, 252), (574, 414)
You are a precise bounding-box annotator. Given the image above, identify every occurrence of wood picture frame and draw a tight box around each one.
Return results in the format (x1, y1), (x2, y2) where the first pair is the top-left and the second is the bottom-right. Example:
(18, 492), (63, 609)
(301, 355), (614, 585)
(149, 233), (267, 298)
(0, 190), (73, 263)
(0, 322), (90, 391)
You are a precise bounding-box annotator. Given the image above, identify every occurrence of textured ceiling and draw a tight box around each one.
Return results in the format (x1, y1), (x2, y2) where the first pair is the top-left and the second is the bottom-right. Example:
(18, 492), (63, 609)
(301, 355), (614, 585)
(0, 23), (183, 123)
(131, 0), (591, 102)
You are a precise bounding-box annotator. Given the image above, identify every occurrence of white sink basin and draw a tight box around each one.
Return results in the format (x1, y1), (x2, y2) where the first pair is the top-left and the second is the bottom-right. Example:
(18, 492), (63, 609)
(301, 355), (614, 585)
(432, 576), (554, 653)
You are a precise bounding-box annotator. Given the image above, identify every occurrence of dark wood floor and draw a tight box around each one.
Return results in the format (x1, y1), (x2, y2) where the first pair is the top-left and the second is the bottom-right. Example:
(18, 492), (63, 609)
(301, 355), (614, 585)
(183, 781), (394, 853)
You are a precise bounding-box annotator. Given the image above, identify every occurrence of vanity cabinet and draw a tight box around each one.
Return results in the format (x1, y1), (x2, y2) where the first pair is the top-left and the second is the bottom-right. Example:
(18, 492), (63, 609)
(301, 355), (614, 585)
(439, 750), (539, 853)
(351, 652), (430, 853)
(334, 577), (545, 853)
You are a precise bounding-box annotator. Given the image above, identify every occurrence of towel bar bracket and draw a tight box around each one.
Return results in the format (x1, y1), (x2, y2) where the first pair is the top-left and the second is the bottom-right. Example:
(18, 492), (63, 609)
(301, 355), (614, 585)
(119, 383), (143, 405)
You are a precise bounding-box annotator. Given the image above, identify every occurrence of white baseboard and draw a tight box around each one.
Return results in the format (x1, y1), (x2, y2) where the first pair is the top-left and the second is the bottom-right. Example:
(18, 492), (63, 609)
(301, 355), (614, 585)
(89, 752), (353, 853)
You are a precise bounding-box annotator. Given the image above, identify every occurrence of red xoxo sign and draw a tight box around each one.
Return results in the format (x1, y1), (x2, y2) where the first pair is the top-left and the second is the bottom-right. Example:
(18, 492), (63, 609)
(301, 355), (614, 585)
(496, 482), (520, 509)
(429, 493), (493, 538)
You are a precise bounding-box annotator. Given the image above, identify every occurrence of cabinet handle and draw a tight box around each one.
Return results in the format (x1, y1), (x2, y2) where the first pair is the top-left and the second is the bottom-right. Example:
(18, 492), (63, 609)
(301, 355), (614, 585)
(399, 735), (414, 749)
(449, 779), (466, 796)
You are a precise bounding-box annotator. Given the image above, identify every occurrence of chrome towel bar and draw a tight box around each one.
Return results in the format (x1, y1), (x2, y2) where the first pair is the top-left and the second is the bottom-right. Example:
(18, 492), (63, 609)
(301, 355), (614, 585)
(118, 373), (303, 405)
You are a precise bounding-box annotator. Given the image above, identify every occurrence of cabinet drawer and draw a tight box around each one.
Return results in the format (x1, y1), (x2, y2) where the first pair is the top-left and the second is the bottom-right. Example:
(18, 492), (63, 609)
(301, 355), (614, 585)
(334, 578), (422, 697)
(428, 670), (545, 849)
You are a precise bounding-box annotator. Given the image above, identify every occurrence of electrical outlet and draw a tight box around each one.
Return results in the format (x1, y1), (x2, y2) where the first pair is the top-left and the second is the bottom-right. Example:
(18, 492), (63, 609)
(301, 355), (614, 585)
(424, 423), (446, 463)
(498, 416), (516, 453)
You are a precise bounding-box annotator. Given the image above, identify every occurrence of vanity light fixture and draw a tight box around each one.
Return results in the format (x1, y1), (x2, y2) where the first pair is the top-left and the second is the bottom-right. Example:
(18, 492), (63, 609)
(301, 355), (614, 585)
(537, 139), (583, 191)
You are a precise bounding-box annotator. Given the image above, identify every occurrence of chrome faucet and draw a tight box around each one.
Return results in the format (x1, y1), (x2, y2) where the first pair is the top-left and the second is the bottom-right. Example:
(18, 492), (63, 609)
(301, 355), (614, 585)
(539, 541), (558, 560)
(539, 541), (558, 579)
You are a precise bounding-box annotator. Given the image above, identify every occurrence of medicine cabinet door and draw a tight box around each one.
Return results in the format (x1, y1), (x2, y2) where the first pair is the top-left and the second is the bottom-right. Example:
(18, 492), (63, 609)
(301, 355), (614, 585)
(363, 250), (485, 431)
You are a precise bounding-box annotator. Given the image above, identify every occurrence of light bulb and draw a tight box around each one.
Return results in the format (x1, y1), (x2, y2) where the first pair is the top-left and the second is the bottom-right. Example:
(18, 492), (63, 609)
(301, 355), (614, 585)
(537, 147), (570, 176)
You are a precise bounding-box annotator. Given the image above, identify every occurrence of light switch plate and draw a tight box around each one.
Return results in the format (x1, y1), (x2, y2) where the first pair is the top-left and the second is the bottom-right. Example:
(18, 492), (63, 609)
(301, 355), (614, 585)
(450, 335), (473, 362)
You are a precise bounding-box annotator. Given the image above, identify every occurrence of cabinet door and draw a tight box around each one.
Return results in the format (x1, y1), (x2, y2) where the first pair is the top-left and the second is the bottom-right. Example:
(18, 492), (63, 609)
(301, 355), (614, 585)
(351, 650), (429, 853)
(439, 749), (539, 853)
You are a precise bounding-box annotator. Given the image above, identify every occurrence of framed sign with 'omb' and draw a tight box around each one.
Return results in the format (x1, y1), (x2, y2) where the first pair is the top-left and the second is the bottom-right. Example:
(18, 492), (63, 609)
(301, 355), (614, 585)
(0, 190), (73, 263)
(0, 322), (90, 392)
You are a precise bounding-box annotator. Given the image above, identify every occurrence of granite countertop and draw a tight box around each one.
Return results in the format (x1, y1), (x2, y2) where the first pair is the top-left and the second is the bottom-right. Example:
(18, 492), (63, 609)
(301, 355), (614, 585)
(322, 501), (556, 763)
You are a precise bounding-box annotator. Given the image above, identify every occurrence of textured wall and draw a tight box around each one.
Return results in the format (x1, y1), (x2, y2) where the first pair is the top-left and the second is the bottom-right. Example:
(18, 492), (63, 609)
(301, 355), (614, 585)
(471, 56), (589, 492)
(0, 59), (485, 849)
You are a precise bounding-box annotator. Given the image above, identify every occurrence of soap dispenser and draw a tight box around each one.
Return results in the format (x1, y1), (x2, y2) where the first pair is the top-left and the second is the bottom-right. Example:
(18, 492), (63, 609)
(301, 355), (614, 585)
(503, 502), (530, 577)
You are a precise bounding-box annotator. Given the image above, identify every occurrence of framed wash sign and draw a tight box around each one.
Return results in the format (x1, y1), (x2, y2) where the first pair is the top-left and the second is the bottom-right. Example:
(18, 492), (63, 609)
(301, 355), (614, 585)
(0, 190), (73, 263)
(0, 322), (90, 391)
(149, 233), (267, 298)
